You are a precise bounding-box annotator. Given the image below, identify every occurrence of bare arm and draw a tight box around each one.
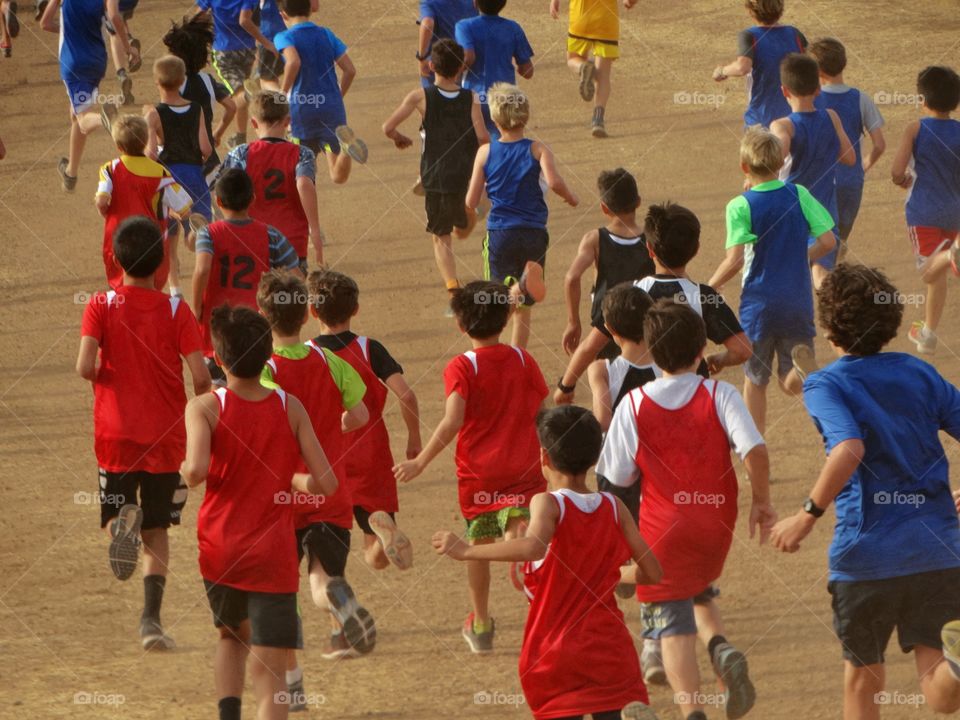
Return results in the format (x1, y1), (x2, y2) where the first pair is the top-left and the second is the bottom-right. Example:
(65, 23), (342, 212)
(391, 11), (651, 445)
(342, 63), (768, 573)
(336, 53), (356, 97)
(393, 391), (465, 483)
(517, 61), (534, 80)
(287, 395), (338, 496)
(555, 327), (609, 405)
(808, 229), (836, 262)
(706, 331), (753, 375)
(533, 141), (578, 205)
(828, 108), (856, 167)
(862, 127), (886, 173)
(465, 144), (489, 210)
(40, 0), (60, 32)
(744, 444), (776, 544)
(587, 360), (613, 431)
(382, 88), (425, 149)
(462, 48), (476, 68)
(891, 120), (919, 188)
(714, 55), (752, 81)
(769, 117), (793, 160)
(192, 252), (212, 320)
(198, 111), (213, 161)
(707, 244), (745, 290)
(417, 17), (434, 78)
(76, 336), (99, 381)
(470, 94), (490, 145)
(295, 175), (323, 265)
(562, 230), (599, 355)
(184, 350), (213, 396)
(143, 108), (161, 161)
(280, 47), (301, 96)
(239, 8), (276, 54)
(181, 394), (219, 487)
(341, 400), (369, 433)
(384, 373), (422, 460)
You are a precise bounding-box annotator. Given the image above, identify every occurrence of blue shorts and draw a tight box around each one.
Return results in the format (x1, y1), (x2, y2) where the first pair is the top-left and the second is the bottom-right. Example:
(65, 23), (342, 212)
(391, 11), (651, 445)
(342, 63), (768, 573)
(167, 163), (211, 220)
(640, 586), (720, 639)
(64, 79), (100, 114)
(483, 227), (548, 306)
(299, 130), (340, 156)
(836, 184), (864, 241)
(810, 228), (840, 270)
(745, 335), (813, 386)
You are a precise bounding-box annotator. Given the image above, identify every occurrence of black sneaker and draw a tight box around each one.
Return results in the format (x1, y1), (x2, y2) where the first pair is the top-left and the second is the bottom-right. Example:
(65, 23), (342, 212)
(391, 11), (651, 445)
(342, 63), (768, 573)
(128, 37), (141, 72)
(712, 642), (756, 720)
(58, 157), (77, 192)
(287, 677), (307, 712)
(139, 617), (175, 650)
(34, 0), (47, 21)
(326, 578), (376, 654)
(118, 70), (134, 105)
(6, 1), (19, 38)
(108, 504), (142, 580)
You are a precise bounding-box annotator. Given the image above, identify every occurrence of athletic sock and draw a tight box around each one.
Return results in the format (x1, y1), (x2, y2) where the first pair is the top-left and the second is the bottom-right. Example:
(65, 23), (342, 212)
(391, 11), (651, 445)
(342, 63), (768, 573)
(707, 634), (729, 662)
(142, 574), (166, 622)
(473, 618), (492, 634)
(218, 696), (241, 720)
(592, 106), (605, 123)
(445, 279), (459, 291)
(285, 667), (303, 685)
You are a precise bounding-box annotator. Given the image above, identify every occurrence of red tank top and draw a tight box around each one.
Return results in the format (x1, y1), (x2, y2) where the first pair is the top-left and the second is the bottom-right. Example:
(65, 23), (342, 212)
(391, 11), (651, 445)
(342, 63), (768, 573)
(521, 491), (648, 718)
(633, 379), (738, 602)
(197, 388), (301, 593)
(200, 219), (272, 355)
(102, 159), (169, 291)
(329, 336), (397, 513)
(246, 139), (309, 258)
(266, 343), (353, 529)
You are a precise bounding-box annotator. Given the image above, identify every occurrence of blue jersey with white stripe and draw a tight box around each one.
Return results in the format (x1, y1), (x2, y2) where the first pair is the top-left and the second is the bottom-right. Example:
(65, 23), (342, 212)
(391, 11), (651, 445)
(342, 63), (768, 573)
(785, 109), (839, 223)
(815, 88), (863, 188)
(906, 117), (960, 230)
(59, 0), (107, 82)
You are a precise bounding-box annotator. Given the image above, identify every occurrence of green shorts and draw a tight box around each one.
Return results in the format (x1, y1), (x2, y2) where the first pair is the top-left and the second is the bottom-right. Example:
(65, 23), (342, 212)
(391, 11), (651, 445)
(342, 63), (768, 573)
(465, 507), (530, 541)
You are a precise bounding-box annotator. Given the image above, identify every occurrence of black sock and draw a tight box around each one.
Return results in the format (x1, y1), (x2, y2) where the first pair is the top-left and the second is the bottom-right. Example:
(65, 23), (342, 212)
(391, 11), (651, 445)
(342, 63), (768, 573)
(707, 634), (729, 661)
(593, 106), (605, 123)
(218, 697), (241, 720)
(142, 575), (166, 622)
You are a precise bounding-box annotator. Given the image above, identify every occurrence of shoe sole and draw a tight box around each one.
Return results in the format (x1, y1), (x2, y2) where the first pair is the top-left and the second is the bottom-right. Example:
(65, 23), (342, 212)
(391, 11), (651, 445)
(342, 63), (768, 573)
(910, 328), (937, 355)
(7, 1), (19, 37)
(592, 124), (608, 138)
(369, 511), (413, 570)
(100, 102), (117, 133)
(578, 62), (596, 102)
(520, 261), (547, 303)
(58, 157), (77, 192)
(461, 626), (493, 654)
(326, 578), (376, 654)
(716, 647), (756, 720)
(790, 344), (817, 381)
(120, 75), (134, 105)
(128, 38), (141, 72)
(335, 125), (368, 164)
(621, 702), (659, 720)
(320, 644), (360, 661)
(643, 666), (667, 685)
(141, 633), (176, 651)
(109, 504), (142, 580)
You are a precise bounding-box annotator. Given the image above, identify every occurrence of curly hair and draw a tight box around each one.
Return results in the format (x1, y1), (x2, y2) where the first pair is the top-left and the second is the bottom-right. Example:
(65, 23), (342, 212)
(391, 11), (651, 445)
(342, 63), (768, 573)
(816, 263), (903, 355)
(163, 12), (215, 75)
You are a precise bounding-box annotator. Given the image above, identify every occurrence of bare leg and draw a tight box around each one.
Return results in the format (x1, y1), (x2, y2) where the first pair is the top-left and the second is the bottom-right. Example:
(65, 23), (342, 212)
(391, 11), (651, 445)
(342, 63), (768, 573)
(109, 32), (126, 75)
(327, 151), (352, 185)
(249, 645), (288, 720)
(811, 263), (829, 290)
(233, 90), (248, 140)
(780, 368), (805, 396)
(167, 227), (181, 293)
(843, 661), (883, 720)
(566, 52), (587, 73)
(468, 537), (493, 625)
(363, 533), (390, 570)
(916, 645), (960, 713)
(922, 269), (949, 332)
(694, 599), (725, 650)
(743, 378), (767, 435)
(593, 56), (614, 111)
(432, 233), (457, 287)
(511, 306), (532, 349)
(307, 555), (331, 611)
(67, 110), (102, 177)
(662, 634), (703, 717)
(215, 623), (250, 706)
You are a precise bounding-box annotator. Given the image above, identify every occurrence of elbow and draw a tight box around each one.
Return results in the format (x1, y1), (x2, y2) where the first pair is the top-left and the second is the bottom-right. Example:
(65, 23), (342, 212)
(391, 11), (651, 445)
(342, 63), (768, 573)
(313, 472), (338, 497)
(646, 562), (664, 585)
(520, 66), (534, 80)
(183, 466), (206, 487)
(76, 363), (96, 381)
(522, 540), (546, 562)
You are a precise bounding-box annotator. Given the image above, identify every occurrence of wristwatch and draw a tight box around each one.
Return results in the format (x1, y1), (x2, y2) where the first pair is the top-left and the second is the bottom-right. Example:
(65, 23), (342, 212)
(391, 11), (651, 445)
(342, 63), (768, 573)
(415, 51), (428, 61)
(802, 498), (825, 518)
(557, 378), (575, 394)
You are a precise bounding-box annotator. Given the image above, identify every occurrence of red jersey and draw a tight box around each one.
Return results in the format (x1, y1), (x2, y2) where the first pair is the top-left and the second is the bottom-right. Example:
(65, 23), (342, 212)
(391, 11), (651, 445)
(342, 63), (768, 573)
(443, 344), (548, 519)
(521, 491), (648, 718)
(329, 336), (397, 513)
(81, 288), (202, 473)
(199, 219), (272, 355)
(632, 379), (738, 602)
(245, 139), (309, 258)
(266, 344), (353, 529)
(198, 388), (301, 593)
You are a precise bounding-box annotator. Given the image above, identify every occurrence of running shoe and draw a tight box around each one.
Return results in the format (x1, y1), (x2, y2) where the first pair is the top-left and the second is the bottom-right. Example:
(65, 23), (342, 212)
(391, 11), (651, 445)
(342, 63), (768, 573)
(139, 617), (176, 651)
(34, 0), (47, 21)
(108, 504), (142, 580)
(790, 344), (818, 382)
(321, 631), (360, 661)
(712, 641), (756, 720)
(578, 61), (596, 102)
(334, 125), (368, 164)
(941, 620), (960, 681)
(621, 701), (660, 720)
(592, 120), (608, 139)
(128, 37), (141, 72)
(641, 637), (667, 685)
(325, 577), (376, 654)
(58, 157), (77, 192)
(369, 511), (413, 570)
(909, 321), (937, 355)
(188, 212), (209, 236)
(462, 612), (494, 654)
(100, 99), (118, 133)
(1, 44), (10, 58)
(118, 70), (134, 105)
(6, 1), (19, 37)
(287, 676), (307, 712)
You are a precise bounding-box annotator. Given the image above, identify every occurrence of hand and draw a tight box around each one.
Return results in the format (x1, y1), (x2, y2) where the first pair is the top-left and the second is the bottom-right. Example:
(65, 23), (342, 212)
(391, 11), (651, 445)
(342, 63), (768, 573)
(623, 0), (637, 7)
(419, 58), (431, 78)
(95, 194), (110, 217)
(770, 510), (816, 552)
(561, 322), (581, 356)
(264, 40), (278, 56)
(565, 191), (580, 207)
(713, 65), (727, 82)
(893, 172), (913, 189)
(549, 0), (560, 19)
(432, 530), (469, 559)
(705, 351), (724, 376)
(393, 458), (423, 484)
(953, 488), (960, 514)
(392, 132), (413, 150)
(553, 386), (575, 405)
(749, 500), (778, 545)
(406, 438), (422, 460)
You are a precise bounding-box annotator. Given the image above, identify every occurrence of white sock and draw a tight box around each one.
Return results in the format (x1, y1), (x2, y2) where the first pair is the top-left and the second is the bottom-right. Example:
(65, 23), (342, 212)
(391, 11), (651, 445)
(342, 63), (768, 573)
(285, 667), (303, 685)
(168, 286), (181, 297)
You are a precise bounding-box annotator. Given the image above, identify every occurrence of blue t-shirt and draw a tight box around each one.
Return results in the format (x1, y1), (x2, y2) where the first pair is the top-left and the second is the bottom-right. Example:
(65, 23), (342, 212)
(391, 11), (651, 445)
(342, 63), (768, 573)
(198, 0), (259, 52)
(739, 25), (805, 128)
(906, 117), (960, 231)
(274, 22), (348, 140)
(484, 138), (548, 230)
(59, 0), (108, 82)
(803, 353), (960, 582)
(785, 109), (839, 223)
(455, 14), (533, 98)
(259, 0), (285, 42)
(420, 0), (477, 45)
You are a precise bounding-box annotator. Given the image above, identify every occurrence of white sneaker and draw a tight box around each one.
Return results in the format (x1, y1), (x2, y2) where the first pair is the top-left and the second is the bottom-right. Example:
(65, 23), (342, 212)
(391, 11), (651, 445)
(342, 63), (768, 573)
(909, 321), (937, 355)
(641, 637), (666, 685)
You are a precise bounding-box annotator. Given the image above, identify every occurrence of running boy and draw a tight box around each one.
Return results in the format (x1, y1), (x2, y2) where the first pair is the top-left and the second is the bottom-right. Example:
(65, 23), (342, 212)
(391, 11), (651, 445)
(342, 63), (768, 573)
(181, 304), (336, 720)
(708, 126), (835, 433)
(394, 281), (548, 653)
(76, 216), (211, 650)
(771, 263), (960, 719)
(713, 0), (807, 128)
(890, 65), (960, 355)
(599, 300), (776, 720)
(95, 114), (193, 291)
(433, 405), (661, 720)
(809, 38), (885, 258)
(383, 38), (488, 303)
(309, 270), (420, 572)
(549, 0), (637, 138)
(467, 83), (579, 348)
(276, 0), (368, 183)
(416, 0), (476, 85)
(222, 91), (324, 269)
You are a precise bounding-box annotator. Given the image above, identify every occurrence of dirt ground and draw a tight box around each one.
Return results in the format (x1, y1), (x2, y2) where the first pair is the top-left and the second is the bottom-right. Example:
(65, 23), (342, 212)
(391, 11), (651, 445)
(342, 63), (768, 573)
(2, 0), (960, 717)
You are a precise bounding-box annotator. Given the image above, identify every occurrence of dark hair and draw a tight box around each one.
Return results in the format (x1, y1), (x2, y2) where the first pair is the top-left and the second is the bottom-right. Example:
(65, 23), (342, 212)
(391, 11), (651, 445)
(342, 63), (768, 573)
(431, 38), (465, 79)
(277, 0), (310, 17)
(451, 281), (510, 339)
(918, 66), (960, 113)
(808, 37), (846, 77)
(252, 90), (289, 124)
(745, 0), (784, 24)
(307, 270), (359, 326)
(602, 283), (653, 343)
(162, 12), (214, 75)
(214, 168), (255, 211)
(210, 305), (273, 378)
(644, 202), (700, 269)
(536, 405), (603, 475)
(644, 300), (707, 372)
(113, 216), (164, 278)
(597, 168), (640, 215)
(257, 269), (307, 336)
(781, 53), (820, 96)
(477, 0), (507, 15)
(816, 263), (902, 355)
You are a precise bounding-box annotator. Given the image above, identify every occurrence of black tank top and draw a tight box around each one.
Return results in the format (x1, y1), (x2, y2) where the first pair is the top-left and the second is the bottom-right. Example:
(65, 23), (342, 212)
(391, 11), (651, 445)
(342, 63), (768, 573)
(421, 85), (478, 194)
(156, 102), (203, 167)
(589, 228), (655, 329)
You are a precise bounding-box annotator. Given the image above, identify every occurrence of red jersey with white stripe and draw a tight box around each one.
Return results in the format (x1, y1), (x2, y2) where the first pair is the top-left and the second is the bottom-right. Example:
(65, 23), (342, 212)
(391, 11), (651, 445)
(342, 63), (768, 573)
(329, 335), (397, 513)
(521, 490), (648, 718)
(200, 219), (272, 355)
(80, 287), (202, 473)
(198, 388), (301, 593)
(245, 139), (309, 258)
(443, 344), (548, 519)
(266, 343), (353, 529)
(632, 379), (738, 602)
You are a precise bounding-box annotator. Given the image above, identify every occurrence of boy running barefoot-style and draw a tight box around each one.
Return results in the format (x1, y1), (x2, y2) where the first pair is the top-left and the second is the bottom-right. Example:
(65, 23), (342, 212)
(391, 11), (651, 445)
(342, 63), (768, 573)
(395, 281), (548, 653)
(434, 405), (661, 720)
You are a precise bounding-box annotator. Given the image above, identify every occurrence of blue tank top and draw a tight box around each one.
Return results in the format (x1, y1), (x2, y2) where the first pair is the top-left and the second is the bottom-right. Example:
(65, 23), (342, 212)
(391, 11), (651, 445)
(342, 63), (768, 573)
(906, 118), (960, 230)
(785, 109), (839, 223)
(744, 25), (804, 128)
(484, 138), (548, 230)
(815, 88), (863, 188)
(59, 0), (108, 81)
(740, 183), (815, 340)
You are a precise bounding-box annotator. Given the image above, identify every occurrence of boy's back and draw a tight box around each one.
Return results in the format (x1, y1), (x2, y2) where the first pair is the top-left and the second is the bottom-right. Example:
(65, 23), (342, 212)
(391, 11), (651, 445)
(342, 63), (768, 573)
(59, 0), (107, 78)
(421, 85), (478, 193)
(907, 117), (960, 231)
(422, 0), (476, 41)
(156, 101), (205, 168)
(455, 14), (532, 97)
(181, 72), (231, 174)
(485, 137), (547, 228)
(815, 85), (882, 189)
(198, 0), (256, 52)
(740, 24), (806, 127)
(784, 108), (839, 220)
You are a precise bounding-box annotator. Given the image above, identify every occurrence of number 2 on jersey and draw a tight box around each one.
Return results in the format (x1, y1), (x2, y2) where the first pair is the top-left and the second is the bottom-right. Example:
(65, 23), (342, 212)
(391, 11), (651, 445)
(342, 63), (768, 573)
(264, 169), (286, 200)
(219, 255), (256, 289)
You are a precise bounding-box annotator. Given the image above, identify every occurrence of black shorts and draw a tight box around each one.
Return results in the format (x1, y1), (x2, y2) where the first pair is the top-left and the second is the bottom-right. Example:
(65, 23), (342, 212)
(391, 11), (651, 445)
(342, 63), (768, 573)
(829, 567), (960, 666)
(354, 506), (395, 537)
(596, 475), (638, 524)
(296, 522), (350, 577)
(205, 357), (226, 386)
(425, 191), (467, 236)
(257, 45), (284, 82)
(98, 469), (186, 530)
(483, 227), (549, 306)
(204, 580), (303, 648)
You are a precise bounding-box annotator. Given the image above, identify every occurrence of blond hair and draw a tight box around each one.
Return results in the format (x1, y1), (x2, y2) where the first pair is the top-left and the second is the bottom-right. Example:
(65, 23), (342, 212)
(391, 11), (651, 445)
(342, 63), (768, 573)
(488, 82), (529, 130)
(112, 114), (149, 155)
(740, 125), (783, 176)
(153, 55), (186, 89)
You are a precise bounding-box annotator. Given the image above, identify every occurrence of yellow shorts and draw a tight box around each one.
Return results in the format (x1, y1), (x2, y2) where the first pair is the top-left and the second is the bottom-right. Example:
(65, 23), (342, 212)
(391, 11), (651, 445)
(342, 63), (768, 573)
(567, 35), (620, 60)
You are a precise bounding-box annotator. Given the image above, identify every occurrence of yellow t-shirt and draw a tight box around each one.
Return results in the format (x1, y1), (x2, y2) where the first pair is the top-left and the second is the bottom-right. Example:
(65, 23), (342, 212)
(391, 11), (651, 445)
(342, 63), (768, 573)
(569, 0), (620, 43)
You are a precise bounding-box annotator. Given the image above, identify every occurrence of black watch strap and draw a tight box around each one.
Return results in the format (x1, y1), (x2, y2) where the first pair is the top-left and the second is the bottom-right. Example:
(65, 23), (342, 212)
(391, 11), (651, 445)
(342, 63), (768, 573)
(803, 498), (825, 518)
(416, 51), (428, 61)
(557, 378), (575, 394)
